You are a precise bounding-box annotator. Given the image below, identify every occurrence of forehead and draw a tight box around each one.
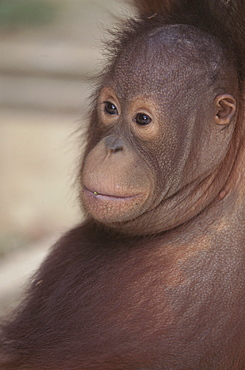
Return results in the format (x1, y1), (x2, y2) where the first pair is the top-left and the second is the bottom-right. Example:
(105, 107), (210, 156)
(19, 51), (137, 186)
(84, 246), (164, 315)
(106, 25), (224, 100)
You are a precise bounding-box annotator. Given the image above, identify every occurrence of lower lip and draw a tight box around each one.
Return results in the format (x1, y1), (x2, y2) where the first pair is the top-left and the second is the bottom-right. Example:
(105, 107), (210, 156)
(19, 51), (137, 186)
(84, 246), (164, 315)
(82, 186), (140, 202)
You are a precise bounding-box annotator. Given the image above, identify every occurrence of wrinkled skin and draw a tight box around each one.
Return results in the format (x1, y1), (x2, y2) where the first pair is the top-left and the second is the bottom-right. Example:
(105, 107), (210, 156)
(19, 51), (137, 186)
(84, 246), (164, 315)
(0, 24), (245, 370)
(81, 26), (239, 234)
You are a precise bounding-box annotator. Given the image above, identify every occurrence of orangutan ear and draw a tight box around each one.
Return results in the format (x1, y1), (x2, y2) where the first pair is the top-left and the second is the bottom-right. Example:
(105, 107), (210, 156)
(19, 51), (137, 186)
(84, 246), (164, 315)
(214, 94), (237, 125)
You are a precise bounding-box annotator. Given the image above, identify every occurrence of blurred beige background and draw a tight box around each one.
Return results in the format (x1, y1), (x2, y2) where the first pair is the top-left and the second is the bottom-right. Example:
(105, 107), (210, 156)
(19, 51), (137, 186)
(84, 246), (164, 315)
(0, 0), (132, 315)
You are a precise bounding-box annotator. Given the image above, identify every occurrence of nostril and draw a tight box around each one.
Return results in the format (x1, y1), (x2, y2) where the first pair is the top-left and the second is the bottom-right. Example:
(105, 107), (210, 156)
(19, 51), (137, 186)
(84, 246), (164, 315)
(111, 145), (123, 153)
(105, 135), (124, 153)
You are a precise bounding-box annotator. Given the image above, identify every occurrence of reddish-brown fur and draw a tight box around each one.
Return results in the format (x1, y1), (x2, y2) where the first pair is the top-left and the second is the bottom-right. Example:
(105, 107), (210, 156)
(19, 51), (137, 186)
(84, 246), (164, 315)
(1, 0), (245, 369)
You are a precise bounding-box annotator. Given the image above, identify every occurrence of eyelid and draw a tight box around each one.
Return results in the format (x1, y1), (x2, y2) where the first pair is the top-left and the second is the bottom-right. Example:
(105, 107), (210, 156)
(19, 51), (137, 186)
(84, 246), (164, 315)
(103, 100), (114, 104)
(102, 96), (118, 104)
(133, 111), (152, 120)
(134, 112), (152, 118)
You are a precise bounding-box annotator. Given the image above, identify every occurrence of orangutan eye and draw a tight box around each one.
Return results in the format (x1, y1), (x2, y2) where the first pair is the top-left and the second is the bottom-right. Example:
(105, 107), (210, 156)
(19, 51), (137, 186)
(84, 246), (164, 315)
(134, 113), (152, 126)
(104, 101), (118, 115)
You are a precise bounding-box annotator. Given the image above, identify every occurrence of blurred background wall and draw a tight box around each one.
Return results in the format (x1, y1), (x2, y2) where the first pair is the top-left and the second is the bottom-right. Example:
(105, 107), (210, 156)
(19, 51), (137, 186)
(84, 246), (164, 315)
(0, 0), (132, 315)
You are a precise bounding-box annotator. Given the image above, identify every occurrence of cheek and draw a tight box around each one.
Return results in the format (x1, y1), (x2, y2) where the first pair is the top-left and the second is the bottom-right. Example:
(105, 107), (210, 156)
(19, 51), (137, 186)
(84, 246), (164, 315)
(146, 127), (191, 196)
(147, 134), (180, 177)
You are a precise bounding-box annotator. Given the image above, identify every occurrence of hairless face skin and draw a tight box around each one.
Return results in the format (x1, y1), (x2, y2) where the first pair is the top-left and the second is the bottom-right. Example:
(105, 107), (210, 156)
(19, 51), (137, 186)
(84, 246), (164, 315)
(81, 25), (238, 235)
(0, 1), (245, 369)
